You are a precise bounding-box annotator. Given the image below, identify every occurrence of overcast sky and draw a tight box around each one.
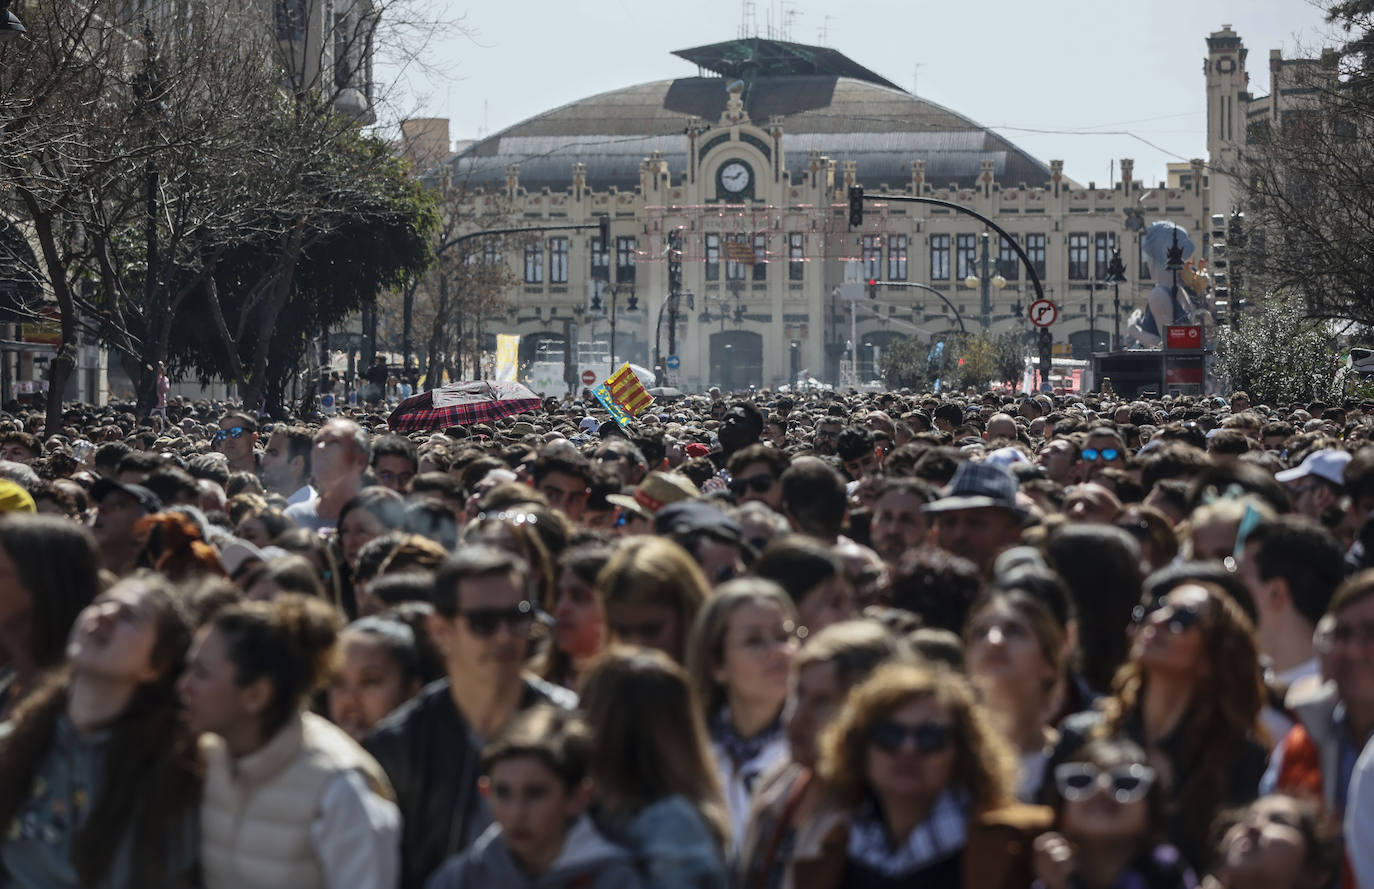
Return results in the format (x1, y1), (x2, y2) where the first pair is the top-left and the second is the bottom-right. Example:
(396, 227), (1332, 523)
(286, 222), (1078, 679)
(382, 0), (1333, 185)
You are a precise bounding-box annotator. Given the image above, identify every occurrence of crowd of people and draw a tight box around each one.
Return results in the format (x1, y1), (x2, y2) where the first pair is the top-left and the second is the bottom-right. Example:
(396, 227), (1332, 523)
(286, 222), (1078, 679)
(0, 383), (1371, 889)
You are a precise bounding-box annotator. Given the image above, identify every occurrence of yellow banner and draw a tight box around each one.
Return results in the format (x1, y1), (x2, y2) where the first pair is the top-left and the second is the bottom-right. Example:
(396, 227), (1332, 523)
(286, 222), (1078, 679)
(494, 334), (519, 381)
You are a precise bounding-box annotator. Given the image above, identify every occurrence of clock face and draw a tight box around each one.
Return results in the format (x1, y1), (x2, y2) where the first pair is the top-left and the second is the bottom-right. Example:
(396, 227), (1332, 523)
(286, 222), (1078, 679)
(719, 161), (751, 194)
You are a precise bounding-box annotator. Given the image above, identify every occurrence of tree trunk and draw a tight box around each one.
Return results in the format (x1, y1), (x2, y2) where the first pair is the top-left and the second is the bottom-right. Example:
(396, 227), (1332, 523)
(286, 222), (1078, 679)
(402, 277), (416, 378)
(423, 272), (449, 390)
(24, 205), (77, 437)
(239, 222), (305, 411)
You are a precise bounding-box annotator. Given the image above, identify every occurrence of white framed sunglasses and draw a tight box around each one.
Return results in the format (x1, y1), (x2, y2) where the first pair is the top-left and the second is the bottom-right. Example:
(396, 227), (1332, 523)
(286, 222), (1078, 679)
(1054, 762), (1155, 803)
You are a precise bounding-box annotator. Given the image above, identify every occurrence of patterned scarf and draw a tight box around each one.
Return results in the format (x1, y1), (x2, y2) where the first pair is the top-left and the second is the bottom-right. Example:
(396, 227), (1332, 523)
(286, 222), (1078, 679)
(846, 788), (970, 877)
(710, 706), (784, 768)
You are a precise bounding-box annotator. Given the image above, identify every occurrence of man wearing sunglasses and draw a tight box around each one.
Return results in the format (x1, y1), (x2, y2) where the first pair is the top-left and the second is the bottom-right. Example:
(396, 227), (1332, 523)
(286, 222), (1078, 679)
(214, 412), (258, 474)
(1078, 428), (1127, 483)
(366, 546), (574, 889)
(726, 445), (787, 511)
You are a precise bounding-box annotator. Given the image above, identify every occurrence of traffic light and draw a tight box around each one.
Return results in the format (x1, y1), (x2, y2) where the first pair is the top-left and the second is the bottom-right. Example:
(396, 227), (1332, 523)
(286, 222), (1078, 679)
(867, 277), (878, 299)
(668, 229), (683, 293)
(848, 186), (864, 229)
(598, 214), (610, 248)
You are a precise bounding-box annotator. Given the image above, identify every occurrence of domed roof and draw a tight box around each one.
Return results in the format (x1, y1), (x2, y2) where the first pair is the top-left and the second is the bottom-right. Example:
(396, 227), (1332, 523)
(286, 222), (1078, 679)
(449, 40), (1054, 194)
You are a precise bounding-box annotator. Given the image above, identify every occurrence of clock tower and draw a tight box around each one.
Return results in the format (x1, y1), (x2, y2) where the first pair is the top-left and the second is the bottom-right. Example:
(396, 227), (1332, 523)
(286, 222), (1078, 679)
(1206, 24), (1249, 215)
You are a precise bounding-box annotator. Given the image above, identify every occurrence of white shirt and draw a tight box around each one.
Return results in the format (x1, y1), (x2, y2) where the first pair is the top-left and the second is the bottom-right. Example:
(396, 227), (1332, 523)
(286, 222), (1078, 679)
(1346, 735), (1374, 889)
(1261, 657), (1321, 749)
(286, 484), (314, 507)
(311, 771), (401, 889)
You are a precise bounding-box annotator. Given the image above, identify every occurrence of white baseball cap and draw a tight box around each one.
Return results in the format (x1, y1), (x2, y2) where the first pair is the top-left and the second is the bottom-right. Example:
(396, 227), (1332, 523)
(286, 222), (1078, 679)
(1275, 449), (1351, 487)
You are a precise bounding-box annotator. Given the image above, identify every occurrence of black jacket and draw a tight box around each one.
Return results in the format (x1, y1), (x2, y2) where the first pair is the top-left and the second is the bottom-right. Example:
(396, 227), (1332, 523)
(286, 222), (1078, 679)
(364, 676), (577, 889)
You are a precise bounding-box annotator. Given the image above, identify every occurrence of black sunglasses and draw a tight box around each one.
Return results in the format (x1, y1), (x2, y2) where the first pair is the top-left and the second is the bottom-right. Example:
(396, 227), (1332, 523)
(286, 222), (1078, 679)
(215, 426), (247, 442)
(868, 720), (952, 755)
(729, 473), (775, 496)
(458, 600), (536, 637)
(1131, 600), (1203, 633)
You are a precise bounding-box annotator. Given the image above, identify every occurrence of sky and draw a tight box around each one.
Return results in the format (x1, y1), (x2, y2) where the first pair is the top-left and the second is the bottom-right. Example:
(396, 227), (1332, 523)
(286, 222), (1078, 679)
(379, 0), (1335, 186)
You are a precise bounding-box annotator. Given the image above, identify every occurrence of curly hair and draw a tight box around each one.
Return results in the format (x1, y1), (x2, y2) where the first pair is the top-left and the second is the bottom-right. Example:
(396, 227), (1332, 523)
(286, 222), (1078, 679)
(817, 662), (1017, 815)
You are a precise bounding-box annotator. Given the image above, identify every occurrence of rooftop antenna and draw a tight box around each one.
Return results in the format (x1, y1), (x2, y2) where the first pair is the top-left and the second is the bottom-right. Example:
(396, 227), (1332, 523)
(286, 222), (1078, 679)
(818, 14), (831, 46)
(782, 2), (799, 41)
(739, 0), (756, 38)
(912, 63), (924, 95)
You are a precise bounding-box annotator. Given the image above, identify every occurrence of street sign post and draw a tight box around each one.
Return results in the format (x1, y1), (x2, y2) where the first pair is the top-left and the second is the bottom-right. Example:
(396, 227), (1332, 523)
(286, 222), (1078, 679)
(1029, 299), (1058, 327)
(580, 369), (596, 386)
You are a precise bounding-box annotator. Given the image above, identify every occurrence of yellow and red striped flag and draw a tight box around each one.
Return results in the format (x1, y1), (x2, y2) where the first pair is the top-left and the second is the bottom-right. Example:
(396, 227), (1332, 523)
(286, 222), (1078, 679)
(600, 363), (655, 419)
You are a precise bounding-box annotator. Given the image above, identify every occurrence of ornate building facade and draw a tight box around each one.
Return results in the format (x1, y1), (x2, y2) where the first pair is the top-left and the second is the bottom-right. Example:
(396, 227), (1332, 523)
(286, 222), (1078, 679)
(443, 26), (1326, 392)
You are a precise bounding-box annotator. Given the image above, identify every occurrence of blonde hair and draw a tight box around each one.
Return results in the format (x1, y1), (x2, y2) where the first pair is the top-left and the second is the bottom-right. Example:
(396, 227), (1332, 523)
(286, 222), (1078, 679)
(596, 537), (711, 662)
(817, 662), (1017, 815)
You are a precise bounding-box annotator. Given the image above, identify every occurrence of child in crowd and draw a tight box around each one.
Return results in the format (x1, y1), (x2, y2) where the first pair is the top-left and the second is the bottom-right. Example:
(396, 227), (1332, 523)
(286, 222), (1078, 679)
(425, 706), (643, 889)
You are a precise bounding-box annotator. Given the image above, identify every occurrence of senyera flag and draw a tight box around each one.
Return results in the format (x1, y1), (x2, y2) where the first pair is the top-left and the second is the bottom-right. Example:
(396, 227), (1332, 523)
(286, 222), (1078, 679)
(387, 380), (541, 432)
(593, 363), (655, 428)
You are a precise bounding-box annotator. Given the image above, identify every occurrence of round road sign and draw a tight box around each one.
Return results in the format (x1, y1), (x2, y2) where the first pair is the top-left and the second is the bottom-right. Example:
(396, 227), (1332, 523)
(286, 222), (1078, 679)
(1029, 299), (1059, 327)
(581, 370), (597, 386)
(666, 355), (681, 370)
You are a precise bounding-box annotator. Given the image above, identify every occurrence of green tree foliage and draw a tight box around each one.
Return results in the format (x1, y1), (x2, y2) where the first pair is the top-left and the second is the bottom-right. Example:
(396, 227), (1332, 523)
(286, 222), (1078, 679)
(1233, 1), (1374, 330)
(880, 330), (1028, 392)
(1215, 292), (1341, 404)
(879, 336), (934, 391)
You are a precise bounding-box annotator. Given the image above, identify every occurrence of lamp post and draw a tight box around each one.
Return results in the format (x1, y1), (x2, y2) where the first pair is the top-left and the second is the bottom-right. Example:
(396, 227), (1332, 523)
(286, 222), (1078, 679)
(604, 282), (639, 376)
(963, 231), (1006, 331)
(876, 281), (967, 333)
(1105, 249), (1128, 350)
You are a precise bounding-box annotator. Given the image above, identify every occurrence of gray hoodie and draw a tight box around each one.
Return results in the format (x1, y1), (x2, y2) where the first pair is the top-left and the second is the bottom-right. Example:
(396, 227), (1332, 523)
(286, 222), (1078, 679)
(425, 814), (643, 889)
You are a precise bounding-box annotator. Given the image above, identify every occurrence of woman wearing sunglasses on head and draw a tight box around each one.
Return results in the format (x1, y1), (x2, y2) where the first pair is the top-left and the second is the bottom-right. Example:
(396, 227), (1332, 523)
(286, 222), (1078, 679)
(802, 662), (1052, 889)
(1033, 738), (1196, 889)
(1051, 580), (1267, 871)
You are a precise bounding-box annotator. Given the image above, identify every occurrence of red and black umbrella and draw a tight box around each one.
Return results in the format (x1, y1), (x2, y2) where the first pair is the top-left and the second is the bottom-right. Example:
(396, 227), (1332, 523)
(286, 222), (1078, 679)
(387, 380), (542, 432)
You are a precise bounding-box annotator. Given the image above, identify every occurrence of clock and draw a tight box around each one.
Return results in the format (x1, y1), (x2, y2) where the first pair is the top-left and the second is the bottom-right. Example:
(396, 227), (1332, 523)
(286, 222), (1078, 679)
(718, 160), (752, 196)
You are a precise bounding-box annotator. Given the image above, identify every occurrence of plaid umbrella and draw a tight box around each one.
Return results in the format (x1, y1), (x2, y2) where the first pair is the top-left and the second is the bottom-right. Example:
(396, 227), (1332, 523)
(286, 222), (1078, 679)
(387, 380), (542, 432)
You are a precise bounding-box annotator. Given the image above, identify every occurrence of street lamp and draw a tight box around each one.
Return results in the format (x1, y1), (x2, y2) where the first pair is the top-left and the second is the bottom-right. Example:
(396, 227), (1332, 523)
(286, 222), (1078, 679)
(963, 231), (1006, 330)
(0, 0), (24, 41)
(1104, 249), (1128, 350)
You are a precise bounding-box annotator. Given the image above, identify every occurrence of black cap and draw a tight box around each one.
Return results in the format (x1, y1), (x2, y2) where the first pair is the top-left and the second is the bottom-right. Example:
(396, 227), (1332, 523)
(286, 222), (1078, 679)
(90, 478), (163, 514)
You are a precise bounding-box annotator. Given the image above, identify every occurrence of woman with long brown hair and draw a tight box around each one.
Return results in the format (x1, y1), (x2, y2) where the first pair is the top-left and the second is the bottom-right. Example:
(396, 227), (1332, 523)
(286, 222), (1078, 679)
(0, 514), (104, 719)
(580, 646), (729, 889)
(597, 537), (711, 664)
(0, 571), (199, 888)
(805, 661), (1052, 888)
(1053, 580), (1267, 869)
(686, 578), (799, 849)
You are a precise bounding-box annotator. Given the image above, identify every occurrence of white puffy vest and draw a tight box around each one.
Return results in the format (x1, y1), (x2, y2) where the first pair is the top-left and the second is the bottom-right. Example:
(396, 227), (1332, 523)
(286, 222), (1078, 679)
(199, 711), (393, 889)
